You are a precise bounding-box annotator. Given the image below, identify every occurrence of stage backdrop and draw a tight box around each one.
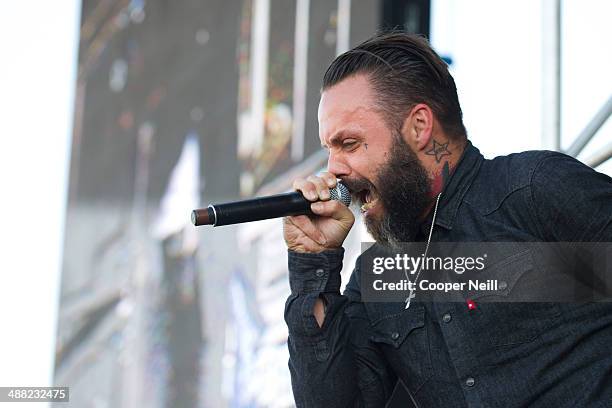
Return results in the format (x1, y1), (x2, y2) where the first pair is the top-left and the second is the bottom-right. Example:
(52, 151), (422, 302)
(55, 1), (382, 407)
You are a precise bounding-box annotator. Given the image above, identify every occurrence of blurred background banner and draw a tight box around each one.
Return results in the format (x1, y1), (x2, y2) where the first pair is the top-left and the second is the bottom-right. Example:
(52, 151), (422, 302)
(43, 0), (611, 407)
(54, 1), (381, 406)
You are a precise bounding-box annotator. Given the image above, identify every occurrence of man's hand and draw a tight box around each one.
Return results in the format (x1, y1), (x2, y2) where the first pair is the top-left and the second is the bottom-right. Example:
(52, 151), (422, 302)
(284, 172), (355, 253)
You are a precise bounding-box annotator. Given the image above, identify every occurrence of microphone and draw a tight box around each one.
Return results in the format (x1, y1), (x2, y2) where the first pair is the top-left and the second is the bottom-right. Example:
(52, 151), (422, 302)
(191, 182), (351, 227)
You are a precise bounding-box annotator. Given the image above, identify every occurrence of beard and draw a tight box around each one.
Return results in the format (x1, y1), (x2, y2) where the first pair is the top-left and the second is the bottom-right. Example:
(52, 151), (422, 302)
(344, 135), (431, 248)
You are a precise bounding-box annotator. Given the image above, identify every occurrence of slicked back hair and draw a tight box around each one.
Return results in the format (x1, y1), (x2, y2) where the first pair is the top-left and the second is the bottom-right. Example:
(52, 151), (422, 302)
(322, 32), (467, 139)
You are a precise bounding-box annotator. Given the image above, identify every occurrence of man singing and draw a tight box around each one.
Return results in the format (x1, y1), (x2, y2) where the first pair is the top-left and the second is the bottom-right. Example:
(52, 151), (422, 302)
(283, 32), (612, 407)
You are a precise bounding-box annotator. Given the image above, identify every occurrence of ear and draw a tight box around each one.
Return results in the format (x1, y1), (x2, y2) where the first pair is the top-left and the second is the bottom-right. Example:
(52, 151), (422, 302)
(401, 103), (434, 152)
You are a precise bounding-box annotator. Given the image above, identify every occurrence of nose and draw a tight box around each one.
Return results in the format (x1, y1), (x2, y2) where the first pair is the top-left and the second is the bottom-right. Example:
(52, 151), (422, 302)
(327, 151), (351, 178)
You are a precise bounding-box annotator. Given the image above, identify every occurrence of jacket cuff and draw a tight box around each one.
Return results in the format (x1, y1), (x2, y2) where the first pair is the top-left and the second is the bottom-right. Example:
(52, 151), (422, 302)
(288, 248), (345, 294)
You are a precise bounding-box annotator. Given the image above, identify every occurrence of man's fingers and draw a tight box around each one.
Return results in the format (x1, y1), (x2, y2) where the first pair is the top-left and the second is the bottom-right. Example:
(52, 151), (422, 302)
(285, 215), (326, 245)
(318, 172), (337, 188)
(292, 179), (318, 201)
(307, 175), (330, 200)
(311, 200), (354, 223)
(292, 174), (338, 203)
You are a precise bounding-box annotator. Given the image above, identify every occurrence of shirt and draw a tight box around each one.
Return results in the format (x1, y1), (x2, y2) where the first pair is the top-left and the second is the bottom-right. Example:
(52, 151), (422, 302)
(284, 141), (612, 407)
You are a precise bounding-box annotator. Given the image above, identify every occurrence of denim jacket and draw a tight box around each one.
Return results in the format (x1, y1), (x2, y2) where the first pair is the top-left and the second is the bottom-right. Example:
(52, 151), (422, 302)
(284, 141), (612, 407)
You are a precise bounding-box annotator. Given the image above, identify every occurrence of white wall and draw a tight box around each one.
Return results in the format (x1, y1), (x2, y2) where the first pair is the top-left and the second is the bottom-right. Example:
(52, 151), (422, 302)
(432, 0), (543, 158)
(431, 0), (611, 176)
(561, 0), (612, 175)
(0, 1), (80, 407)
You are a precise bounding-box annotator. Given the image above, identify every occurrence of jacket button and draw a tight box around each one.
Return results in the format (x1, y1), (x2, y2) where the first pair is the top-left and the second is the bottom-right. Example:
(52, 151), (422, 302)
(465, 377), (475, 387)
(442, 313), (452, 323)
(391, 332), (400, 340)
(315, 268), (325, 277)
(498, 280), (508, 290)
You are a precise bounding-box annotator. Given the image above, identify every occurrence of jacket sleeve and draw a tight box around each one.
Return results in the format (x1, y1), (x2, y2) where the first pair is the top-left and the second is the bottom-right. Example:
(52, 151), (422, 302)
(285, 249), (397, 408)
(529, 152), (612, 242)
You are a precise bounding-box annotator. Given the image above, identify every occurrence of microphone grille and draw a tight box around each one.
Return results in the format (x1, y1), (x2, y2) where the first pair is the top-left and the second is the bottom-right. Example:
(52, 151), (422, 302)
(330, 182), (351, 207)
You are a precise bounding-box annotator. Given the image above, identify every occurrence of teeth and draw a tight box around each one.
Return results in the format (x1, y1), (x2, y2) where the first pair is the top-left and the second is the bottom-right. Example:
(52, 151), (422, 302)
(360, 190), (376, 213)
(361, 201), (375, 212)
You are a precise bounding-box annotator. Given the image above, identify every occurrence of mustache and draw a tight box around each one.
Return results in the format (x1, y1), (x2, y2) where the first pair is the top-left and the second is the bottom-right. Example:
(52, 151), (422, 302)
(340, 177), (376, 195)
(340, 177), (377, 206)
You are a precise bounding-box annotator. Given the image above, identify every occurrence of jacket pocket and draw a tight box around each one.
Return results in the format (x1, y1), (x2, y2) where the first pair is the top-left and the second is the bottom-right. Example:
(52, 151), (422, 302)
(367, 304), (433, 393)
(466, 249), (561, 347)
(466, 249), (532, 301)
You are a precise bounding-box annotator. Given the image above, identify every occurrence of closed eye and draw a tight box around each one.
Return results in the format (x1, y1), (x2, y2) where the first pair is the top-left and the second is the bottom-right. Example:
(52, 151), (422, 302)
(342, 139), (359, 151)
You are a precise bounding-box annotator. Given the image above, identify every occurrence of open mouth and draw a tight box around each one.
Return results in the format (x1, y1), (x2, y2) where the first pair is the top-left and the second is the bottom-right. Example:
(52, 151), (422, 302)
(356, 188), (379, 214)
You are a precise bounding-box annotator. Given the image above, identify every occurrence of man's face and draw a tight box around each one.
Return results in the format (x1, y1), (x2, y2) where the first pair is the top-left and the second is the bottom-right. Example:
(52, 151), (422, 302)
(318, 74), (432, 246)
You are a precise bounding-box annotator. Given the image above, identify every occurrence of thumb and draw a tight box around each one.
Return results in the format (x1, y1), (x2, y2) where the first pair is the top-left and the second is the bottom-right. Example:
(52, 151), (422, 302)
(311, 200), (354, 223)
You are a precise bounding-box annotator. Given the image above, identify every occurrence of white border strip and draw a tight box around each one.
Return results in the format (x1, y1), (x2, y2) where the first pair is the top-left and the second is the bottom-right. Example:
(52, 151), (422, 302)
(291, 0), (310, 162)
